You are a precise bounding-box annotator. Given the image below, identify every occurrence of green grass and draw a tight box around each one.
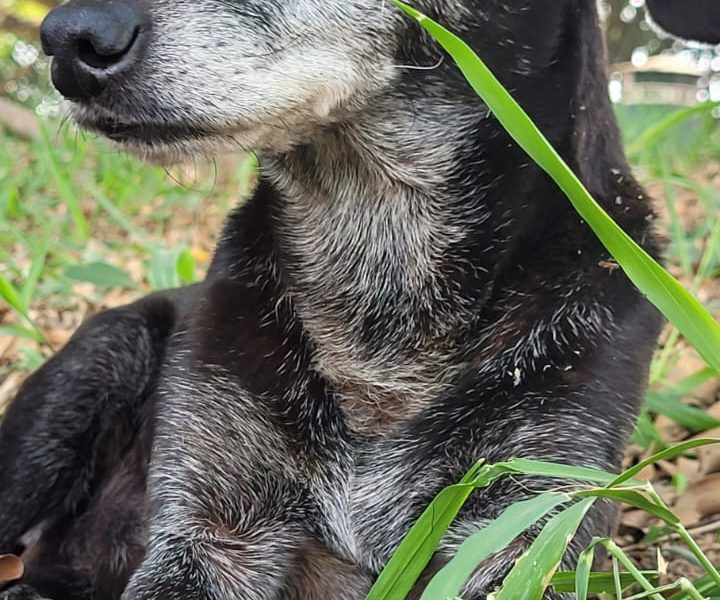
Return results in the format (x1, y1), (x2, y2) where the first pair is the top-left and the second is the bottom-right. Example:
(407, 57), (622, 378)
(0, 121), (256, 371)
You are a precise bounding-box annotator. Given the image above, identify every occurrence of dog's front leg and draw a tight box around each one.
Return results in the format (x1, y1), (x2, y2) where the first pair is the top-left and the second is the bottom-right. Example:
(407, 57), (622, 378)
(123, 377), (313, 600)
(0, 285), (199, 555)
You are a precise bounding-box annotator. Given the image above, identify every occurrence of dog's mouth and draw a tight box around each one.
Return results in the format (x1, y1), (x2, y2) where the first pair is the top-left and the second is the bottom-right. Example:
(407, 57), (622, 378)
(86, 116), (210, 144)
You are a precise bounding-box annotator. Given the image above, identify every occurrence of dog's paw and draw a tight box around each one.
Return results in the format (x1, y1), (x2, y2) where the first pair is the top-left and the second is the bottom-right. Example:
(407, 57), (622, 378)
(0, 584), (46, 600)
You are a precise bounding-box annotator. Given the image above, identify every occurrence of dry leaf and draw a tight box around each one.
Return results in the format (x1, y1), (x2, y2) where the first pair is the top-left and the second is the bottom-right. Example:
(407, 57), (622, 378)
(707, 401), (720, 420)
(657, 547), (668, 575)
(0, 334), (15, 360)
(44, 328), (72, 349)
(621, 508), (654, 530)
(673, 472), (720, 526)
(0, 99), (40, 140)
(653, 414), (685, 442)
(0, 554), (24, 583)
(691, 429), (720, 475)
(676, 456), (702, 479)
(634, 463), (657, 482)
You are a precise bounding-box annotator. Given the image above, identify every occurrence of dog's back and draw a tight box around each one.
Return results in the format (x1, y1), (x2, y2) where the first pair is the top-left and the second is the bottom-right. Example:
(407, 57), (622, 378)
(1, 0), (717, 598)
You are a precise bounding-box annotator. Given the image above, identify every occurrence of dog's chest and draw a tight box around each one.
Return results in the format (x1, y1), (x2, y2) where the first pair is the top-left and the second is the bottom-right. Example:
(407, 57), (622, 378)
(329, 373), (447, 435)
(307, 322), (464, 435)
(315, 433), (455, 574)
(313, 440), (416, 569)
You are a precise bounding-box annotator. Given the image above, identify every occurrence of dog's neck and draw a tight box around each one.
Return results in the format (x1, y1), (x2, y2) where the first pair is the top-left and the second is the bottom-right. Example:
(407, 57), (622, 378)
(260, 85), (551, 412)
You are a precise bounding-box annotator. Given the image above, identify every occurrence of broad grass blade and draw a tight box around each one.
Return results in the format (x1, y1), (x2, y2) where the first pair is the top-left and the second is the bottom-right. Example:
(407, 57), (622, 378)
(645, 390), (720, 432)
(420, 492), (570, 600)
(572, 542), (598, 600)
(609, 438), (720, 487)
(490, 498), (596, 600)
(390, 0), (720, 375)
(499, 457), (619, 485)
(668, 573), (720, 600)
(365, 462), (486, 600)
(65, 262), (136, 289)
(0, 274), (25, 316)
(552, 569), (658, 596)
(38, 123), (90, 242)
(626, 101), (720, 158)
(577, 489), (679, 524)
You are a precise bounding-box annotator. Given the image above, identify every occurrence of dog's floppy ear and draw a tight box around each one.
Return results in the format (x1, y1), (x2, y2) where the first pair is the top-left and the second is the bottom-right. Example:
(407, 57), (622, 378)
(645, 0), (720, 44)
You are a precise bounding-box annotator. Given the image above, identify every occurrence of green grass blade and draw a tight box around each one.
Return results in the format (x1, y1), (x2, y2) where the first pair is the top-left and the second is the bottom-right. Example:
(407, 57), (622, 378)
(645, 390), (720, 432)
(662, 368), (718, 397)
(668, 573), (720, 600)
(0, 273), (26, 316)
(420, 492), (571, 600)
(65, 262), (136, 289)
(368, 457), (616, 600)
(489, 498), (596, 600)
(37, 123), (90, 242)
(552, 569), (659, 596)
(391, 0), (720, 375)
(572, 542), (598, 600)
(0, 273), (49, 345)
(659, 158), (692, 276)
(176, 248), (197, 285)
(0, 324), (45, 343)
(609, 438), (720, 488)
(87, 182), (145, 241)
(632, 410), (665, 450)
(365, 462), (488, 600)
(498, 457), (621, 485)
(626, 101), (720, 158)
(576, 488), (679, 524)
(20, 233), (50, 309)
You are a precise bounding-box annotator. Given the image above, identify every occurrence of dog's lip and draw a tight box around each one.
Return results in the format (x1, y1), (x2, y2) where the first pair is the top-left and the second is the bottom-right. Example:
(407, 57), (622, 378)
(80, 115), (214, 143)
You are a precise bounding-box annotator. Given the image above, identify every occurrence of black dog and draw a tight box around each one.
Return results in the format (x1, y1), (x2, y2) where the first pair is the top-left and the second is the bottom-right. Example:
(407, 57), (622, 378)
(1, 1), (717, 598)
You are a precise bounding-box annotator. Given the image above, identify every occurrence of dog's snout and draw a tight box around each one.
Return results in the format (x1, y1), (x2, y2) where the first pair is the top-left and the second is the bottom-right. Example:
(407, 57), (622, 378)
(40, 1), (147, 101)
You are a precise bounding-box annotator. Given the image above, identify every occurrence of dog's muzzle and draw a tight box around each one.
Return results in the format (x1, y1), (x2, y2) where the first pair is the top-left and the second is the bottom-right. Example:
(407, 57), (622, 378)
(40, 0), (149, 102)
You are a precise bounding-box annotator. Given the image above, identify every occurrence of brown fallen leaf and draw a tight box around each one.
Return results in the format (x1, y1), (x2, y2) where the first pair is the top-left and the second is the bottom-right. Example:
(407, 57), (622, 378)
(707, 401), (720, 421)
(0, 554), (24, 583)
(621, 507), (654, 530)
(0, 333), (15, 361)
(658, 456), (703, 483)
(634, 463), (657, 482)
(673, 472), (720, 526)
(0, 99), (40, 140)
(692, 429), (720, 475)
(653, 414), (685, 443)
(43, 328), (73, 350)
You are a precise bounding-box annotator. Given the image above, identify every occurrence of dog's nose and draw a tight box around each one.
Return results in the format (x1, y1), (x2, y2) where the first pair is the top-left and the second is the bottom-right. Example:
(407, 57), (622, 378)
(40, 1), (147, 101)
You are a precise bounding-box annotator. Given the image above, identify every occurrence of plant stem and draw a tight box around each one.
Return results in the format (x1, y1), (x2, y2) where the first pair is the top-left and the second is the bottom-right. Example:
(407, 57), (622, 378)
(675, 528), (720, 589)
(626, 582), (681, 600)
(678, 577), (709, 600)
(603, 540), (665, 600)
(612, 556), (624, 599)
(646, 486), (720, 590)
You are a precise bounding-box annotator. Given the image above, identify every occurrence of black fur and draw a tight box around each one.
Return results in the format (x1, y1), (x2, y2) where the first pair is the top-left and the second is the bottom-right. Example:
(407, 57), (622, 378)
(1, 1), (713, 598)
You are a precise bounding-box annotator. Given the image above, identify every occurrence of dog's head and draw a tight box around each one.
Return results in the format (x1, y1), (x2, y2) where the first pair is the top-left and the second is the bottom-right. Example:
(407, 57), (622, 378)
(40, 0), (719, 164)
(40, 0), (403, 162)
